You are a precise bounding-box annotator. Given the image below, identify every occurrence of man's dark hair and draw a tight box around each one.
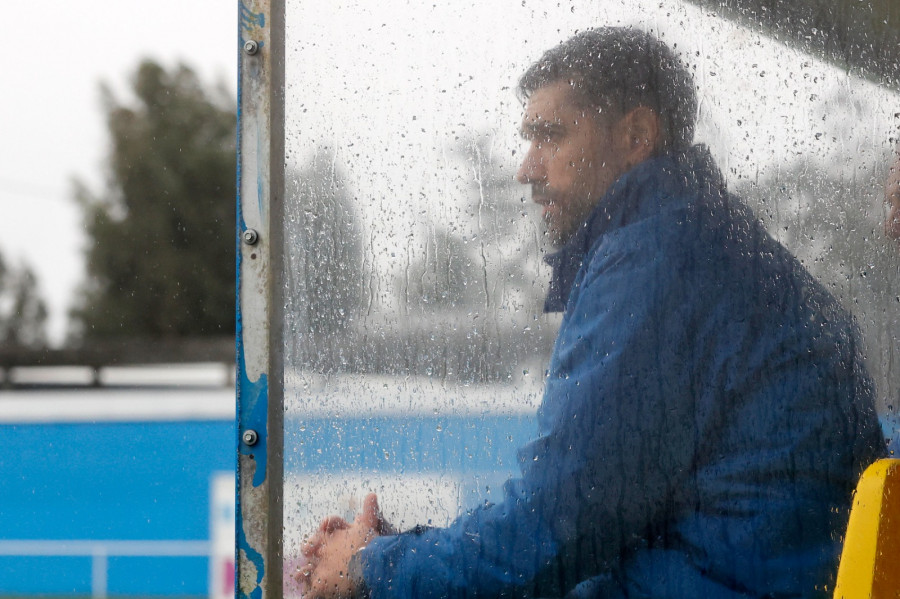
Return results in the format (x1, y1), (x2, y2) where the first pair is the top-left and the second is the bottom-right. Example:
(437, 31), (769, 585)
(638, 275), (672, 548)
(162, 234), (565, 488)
(518, 27), (697, 152)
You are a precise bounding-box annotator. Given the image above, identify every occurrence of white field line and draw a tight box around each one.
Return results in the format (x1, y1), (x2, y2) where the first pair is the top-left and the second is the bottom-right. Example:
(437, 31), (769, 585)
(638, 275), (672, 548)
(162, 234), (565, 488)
(0, 389), (235, 423)
(0, 539), (212, 556)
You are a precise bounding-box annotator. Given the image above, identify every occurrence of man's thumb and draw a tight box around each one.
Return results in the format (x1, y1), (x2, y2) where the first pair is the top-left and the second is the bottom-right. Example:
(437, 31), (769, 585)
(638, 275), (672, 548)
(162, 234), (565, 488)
(360, 493), (381, 530)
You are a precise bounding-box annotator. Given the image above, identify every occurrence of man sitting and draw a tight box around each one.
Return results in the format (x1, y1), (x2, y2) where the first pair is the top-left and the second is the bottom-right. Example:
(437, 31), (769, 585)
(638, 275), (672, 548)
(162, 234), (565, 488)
(299, 28), (884, 598)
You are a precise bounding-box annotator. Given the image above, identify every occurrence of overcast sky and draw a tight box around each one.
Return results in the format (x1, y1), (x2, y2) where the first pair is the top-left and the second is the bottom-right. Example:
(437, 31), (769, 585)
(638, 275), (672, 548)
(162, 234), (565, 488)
(0, 2), (236, 344)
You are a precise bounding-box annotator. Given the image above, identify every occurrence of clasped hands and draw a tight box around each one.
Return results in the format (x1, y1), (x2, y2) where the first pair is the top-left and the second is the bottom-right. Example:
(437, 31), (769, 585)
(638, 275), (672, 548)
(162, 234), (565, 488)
(296, 493), (394, 599)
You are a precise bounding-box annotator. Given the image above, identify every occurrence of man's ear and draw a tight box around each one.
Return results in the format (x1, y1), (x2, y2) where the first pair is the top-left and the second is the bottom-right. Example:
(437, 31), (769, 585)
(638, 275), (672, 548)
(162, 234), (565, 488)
(621, 106), (661, 167)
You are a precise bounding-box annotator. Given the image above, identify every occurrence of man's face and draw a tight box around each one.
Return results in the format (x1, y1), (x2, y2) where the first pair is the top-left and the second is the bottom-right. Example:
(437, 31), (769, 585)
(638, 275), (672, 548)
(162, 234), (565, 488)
(516, 79), (631, 246)
(885, 154), (900, 241)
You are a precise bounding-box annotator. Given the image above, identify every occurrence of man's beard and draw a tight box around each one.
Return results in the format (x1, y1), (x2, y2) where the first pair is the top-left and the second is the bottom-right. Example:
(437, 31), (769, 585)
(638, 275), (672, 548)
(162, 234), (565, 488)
(531, 186), (566, 248)
(540, 214), (567, 249)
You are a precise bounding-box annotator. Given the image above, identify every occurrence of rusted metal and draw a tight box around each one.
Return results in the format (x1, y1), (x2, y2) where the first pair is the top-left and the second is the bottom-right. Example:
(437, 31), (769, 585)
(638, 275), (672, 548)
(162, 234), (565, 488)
(236, 0), (285, 597)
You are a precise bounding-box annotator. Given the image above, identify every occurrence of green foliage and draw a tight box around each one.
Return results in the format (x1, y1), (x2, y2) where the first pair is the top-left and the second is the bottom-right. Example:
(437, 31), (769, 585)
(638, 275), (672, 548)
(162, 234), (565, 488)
(71, 60), (236, 339)
(0, 253), (47, 348)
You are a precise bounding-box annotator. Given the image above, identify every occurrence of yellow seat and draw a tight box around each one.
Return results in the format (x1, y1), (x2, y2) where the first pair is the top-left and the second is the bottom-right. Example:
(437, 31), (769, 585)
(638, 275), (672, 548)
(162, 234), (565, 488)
(834, 458), (900, 598)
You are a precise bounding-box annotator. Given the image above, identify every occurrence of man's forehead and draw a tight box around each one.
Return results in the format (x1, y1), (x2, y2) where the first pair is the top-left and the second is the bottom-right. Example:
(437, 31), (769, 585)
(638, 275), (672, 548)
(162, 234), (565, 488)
(524, 82), (578, 114)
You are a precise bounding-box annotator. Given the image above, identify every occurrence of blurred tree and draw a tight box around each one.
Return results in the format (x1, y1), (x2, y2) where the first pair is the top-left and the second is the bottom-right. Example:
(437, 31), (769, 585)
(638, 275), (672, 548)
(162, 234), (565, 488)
(0, 253), (47, 348)
(407, 223), (484, 308)
(385, 133), (552, 381)
(405, 133), (543, 313)
(284, 149), (366, 370)
(71, 60), (235, 339)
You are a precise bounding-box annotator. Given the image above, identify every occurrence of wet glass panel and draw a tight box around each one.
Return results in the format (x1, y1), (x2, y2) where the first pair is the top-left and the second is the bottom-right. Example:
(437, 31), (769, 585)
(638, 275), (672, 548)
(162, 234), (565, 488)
(280, 1), (899, 596)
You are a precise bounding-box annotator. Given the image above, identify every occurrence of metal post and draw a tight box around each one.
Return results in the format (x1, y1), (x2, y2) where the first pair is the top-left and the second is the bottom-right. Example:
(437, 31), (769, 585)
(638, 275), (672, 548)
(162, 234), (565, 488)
(236, 0), (285, 597)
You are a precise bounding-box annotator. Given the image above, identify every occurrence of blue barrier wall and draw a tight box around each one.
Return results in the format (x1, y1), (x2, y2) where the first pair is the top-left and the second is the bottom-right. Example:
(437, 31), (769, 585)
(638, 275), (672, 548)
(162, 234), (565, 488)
(2, 385), (893, 597)
(0, 419), (235, 596)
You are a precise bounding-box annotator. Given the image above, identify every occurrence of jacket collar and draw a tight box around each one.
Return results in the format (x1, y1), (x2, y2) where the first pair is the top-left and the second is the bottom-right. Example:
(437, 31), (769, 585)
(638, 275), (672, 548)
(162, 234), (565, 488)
(543, 144), (723, 312)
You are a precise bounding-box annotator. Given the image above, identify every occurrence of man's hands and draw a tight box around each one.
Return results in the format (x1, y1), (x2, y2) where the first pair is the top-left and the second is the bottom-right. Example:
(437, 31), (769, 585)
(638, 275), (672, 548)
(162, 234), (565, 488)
(296, 493), (393, 599)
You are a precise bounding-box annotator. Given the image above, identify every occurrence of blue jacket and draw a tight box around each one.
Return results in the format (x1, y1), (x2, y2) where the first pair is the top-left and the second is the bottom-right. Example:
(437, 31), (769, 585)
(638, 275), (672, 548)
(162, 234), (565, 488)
(357, 146), (884, 598)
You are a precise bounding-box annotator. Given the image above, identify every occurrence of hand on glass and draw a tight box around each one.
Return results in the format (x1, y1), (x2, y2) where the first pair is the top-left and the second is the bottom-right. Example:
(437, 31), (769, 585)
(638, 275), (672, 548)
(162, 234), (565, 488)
(297, 493), (393, 598)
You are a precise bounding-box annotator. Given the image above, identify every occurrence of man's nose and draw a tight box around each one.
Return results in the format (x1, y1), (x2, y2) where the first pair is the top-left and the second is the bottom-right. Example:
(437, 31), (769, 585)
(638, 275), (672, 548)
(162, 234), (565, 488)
(887, 201), (900, 240)
(516, 148), (544, 185)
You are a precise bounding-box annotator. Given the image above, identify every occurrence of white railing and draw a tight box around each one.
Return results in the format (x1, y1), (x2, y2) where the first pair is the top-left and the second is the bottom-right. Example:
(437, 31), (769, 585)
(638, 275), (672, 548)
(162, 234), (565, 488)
(0, 539), (212, 599)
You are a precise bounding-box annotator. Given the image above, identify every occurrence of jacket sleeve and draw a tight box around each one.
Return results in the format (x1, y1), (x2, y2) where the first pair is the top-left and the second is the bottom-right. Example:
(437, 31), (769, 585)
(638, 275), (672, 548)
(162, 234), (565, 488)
(357, 226), (702, 598)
